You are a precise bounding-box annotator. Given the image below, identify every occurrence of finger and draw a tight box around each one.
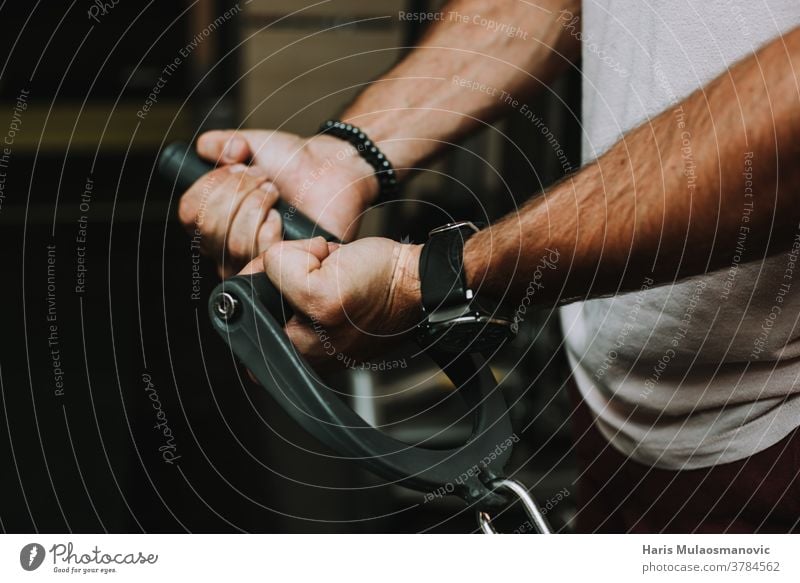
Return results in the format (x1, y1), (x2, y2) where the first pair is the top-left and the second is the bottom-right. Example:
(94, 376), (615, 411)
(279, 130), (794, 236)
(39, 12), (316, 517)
(262, 237), (331, 309)
(197, 130), (252, 164)
(239, 238), (329, 280)
(192, 165), (270, 261)
(235, 261), (325, 367)
(256, 208), (283, 255)
(284, 318), (322, 357)
(177, 167), (225, 231)
(246, 369), (260, 385)
(284, 317), (345, 372)
(304, 236), (332, 262)
(217, 262), (238, 280)
(227, 182), (279, 264)
(238, 255), (265, 276)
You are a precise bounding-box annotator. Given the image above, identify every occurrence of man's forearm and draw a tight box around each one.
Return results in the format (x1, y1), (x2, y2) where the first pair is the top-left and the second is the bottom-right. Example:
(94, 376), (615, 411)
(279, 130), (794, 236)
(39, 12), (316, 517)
(341, 0), (580, 178)
(464, 26), (800, 306)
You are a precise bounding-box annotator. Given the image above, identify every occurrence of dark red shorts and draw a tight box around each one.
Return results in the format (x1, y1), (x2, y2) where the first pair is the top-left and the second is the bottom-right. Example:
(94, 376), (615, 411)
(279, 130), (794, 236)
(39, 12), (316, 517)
(569, 386), (800, 533)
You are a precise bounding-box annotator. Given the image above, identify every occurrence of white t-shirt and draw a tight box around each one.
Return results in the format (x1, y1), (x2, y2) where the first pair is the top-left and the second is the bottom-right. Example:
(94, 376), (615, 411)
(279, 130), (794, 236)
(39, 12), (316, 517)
(561, 0), (800, 469)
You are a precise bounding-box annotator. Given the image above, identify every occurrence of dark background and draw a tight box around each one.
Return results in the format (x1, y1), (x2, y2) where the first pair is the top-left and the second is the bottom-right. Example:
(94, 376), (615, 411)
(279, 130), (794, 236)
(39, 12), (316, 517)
(0, 0), (581, 533)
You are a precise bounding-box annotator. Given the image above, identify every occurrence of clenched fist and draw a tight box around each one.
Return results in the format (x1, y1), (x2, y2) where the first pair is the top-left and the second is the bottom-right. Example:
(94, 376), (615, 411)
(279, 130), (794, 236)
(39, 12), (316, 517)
(240, 237), (423, 370)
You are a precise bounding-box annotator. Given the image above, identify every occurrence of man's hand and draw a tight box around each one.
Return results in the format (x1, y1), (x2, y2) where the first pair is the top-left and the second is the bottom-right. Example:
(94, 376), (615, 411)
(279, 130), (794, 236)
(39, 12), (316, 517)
(240, 237), (422, 370)
(178, 129), (379, 277)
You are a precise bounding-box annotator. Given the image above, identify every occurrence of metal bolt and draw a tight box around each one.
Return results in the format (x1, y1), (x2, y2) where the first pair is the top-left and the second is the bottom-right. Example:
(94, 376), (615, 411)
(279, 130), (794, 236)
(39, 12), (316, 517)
(213, 292), (239, 321)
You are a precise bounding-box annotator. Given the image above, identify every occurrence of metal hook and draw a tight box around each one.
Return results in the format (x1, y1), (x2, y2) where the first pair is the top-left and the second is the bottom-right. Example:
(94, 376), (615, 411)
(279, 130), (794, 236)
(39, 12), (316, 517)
(477, 478), (552, 534)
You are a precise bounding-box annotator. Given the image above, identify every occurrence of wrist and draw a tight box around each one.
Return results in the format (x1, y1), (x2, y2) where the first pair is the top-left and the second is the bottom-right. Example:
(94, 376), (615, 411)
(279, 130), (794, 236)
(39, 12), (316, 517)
(318, 120), (400, 203)
(340, 113), (414, 182)
(306, 134), (381, 205)
(391, 243), (423, 327)
(463, 231), (488, 292)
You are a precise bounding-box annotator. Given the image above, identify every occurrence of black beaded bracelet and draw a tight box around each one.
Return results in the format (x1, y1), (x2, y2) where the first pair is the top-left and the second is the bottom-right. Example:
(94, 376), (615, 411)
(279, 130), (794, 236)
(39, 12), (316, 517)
(318, 120), (399, 200)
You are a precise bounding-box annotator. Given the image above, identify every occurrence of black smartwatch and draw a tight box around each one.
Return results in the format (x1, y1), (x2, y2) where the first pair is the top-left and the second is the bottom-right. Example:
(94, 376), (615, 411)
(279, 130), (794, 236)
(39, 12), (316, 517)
(416, 222), (515, 353)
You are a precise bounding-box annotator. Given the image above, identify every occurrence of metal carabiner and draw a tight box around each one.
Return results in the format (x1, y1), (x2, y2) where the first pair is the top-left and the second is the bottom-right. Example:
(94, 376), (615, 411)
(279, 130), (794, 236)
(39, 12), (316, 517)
(477, 478), (552, 534)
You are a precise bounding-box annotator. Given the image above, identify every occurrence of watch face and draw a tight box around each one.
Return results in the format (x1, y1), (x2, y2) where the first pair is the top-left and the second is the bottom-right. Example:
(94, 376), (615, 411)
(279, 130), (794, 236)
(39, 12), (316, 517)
(425, 317), (513, 353)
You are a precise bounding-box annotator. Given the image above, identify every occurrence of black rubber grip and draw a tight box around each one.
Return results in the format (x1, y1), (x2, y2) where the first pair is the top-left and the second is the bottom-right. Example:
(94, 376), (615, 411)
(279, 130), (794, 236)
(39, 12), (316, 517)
(159, 141), (339, 243)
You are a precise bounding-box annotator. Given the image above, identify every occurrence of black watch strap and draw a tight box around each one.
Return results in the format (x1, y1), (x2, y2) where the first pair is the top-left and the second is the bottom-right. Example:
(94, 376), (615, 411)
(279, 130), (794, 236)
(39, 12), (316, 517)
(419, 222), (479, 312)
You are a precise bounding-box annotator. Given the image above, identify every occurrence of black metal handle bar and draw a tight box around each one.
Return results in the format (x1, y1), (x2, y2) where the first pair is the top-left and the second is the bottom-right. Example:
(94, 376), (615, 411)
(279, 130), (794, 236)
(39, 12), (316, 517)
(208, 274), (513, 508)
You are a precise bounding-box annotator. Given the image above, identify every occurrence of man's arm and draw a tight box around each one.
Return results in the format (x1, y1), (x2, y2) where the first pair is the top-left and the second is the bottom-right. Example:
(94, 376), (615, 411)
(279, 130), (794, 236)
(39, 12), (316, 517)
(341, 0), (581, 177)
(465, 25), (800, 306)
(181, 0), (580, 274)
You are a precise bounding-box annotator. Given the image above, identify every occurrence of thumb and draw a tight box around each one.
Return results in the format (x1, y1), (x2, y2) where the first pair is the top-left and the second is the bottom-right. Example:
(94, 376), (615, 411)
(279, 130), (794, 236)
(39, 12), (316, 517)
(262, 237), (332, 310)
(238, 255), (266, 276)
(197, 130), (253, 164)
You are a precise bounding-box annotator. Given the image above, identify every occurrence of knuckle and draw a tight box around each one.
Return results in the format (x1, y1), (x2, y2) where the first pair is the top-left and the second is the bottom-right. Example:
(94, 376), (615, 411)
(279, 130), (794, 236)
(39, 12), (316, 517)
(257, 231), (280, 256)
(247, 189), (271, 217)
(177, 196), (196, 226)
(226, 236), (249, 263)
(261, 209), (282, 237)
(199, 167), (229, 193)
(228, 173), (262, 196)
(263, 242), (285, 266)
(196, 130), (219, 148)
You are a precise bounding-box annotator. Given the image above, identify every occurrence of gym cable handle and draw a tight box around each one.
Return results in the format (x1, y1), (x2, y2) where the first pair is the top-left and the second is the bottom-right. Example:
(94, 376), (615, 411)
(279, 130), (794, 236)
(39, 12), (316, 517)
(157, 141), (538, 517)
(158, 141), (339, 243)
(207, 273), (514, 510)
